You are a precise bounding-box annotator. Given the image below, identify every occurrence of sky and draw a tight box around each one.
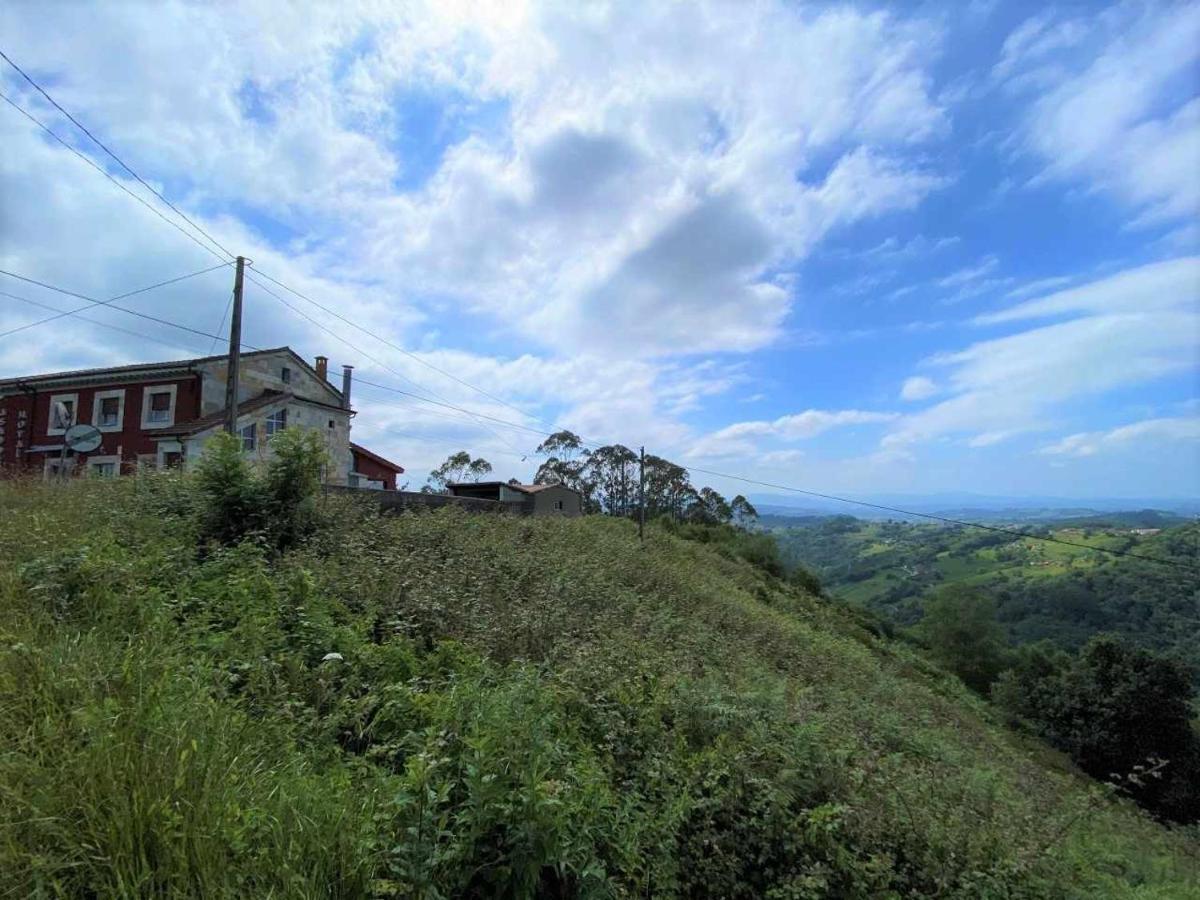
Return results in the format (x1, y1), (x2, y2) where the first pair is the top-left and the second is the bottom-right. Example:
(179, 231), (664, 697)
(1, 0), (1197, 500)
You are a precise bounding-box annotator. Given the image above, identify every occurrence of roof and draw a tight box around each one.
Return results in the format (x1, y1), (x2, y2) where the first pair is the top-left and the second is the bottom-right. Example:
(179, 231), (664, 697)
(154, 390), (290, 437)
(0, 346), (343, 403)
(350, 441), (405, 473)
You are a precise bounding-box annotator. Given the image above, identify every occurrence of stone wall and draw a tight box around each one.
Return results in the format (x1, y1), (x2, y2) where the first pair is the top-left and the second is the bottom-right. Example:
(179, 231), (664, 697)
(324, 485), (530, 515)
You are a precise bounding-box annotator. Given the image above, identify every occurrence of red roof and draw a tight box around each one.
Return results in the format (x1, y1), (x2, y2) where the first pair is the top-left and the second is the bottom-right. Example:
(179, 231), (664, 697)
(350, 441), (404, 473)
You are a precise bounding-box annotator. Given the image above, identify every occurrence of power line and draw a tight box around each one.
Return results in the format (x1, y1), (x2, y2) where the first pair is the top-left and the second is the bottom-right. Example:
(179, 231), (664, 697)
(3, 74), (560, 451)
(0, 48), (235, 260)
(0, 262), (233, 340)
(684, 465), (1200, 575)
(250, 266), (567, 433)
(6, 57), (1190, 576)
(0, 91), (228, 266)
(0, 289), (210, 356)
(241, 274), (530, 454)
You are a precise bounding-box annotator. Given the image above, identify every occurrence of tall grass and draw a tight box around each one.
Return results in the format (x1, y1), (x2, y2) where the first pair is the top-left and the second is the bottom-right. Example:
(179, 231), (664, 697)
(0, 476), (1196, 897)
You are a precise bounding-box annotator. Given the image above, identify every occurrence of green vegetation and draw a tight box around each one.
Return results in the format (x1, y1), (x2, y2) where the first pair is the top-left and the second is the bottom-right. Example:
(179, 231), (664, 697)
(773, 516), (1200, 667)
(1, 467), (1198, 896)
(995, 637), (1200, 824)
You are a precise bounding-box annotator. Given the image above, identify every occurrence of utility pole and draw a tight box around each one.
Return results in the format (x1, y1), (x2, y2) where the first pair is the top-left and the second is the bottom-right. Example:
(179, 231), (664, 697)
(224, 256), (246, 435)
(638, 445), (645, 542)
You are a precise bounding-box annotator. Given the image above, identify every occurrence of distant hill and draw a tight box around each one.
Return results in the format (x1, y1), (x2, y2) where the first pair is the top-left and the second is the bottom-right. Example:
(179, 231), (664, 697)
(772, 515), (1200, 675)
(753, 493), (1200, 523)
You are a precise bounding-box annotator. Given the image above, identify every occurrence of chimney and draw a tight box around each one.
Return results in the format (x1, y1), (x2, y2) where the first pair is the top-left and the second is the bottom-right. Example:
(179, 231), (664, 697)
(315, 355), (328, 382)
(341, 364), (353, 409)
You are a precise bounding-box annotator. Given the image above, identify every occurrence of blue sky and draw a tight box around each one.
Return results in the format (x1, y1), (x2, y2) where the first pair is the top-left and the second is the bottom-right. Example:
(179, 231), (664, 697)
(1, 0), (1197, 498)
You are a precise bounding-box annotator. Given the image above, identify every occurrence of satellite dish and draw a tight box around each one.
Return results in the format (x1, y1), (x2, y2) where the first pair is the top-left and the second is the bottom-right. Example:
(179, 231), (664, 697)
(64, 423), (102, 453)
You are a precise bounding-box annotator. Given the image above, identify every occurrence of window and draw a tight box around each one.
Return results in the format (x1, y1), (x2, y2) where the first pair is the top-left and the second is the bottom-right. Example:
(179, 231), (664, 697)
(265, 407), (287, 436)
(47, 393), (79, 435)
(141, 385), (177, 428)
(93, 389), (125, 431)
(281, 367), (291, 384)
(328, 419), (334, 428)
(148, 392), (172, 422)
(554, 499), (565, 511)
(240, 423), (256, 452)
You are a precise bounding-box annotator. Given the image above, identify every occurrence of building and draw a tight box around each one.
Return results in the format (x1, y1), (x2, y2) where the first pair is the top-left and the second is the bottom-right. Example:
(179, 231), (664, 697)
(0, 347), (396, 484)
(448, 481), (583, 517)
(349, 442), (405, 490)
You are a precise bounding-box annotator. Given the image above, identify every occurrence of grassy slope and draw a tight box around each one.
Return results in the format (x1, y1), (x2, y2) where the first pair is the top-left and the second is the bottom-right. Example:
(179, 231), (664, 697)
(1, 478), (1197, 898)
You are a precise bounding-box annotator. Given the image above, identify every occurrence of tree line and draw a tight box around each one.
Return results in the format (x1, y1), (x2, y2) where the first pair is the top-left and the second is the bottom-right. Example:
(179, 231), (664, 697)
(422, 430), (758, 526)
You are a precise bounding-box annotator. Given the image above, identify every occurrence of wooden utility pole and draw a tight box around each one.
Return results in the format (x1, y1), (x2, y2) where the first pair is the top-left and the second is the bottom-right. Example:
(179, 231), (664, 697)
(638, 445), (646, 542)
(224, 256), (246, 434)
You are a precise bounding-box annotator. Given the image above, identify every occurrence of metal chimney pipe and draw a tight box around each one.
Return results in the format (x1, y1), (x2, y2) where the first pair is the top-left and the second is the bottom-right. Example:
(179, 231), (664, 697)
(315, 355), (328, 382)
(341, 364), (353, 410)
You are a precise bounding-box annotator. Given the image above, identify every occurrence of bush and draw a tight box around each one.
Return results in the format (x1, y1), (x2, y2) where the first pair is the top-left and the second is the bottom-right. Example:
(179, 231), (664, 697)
(195, 427), (327, 552)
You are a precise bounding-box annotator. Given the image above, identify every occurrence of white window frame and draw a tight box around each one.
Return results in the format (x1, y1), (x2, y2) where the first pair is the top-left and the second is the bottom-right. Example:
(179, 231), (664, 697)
(239, 422), (257, 452)
(156, 440), (184, 470)
(141, 384), (178, 429)
(265, 406), (288, 437)
(47, 392), (79, 436)
(281, 366), (292, 384)
(86, 454), (121, 477)
(92, 389), (126, 432)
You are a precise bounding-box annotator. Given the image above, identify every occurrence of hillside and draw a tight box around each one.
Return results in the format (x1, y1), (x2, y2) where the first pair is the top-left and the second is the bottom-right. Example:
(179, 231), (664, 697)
(773, 516), (1200, 666)
(1, 477), (1198, 897)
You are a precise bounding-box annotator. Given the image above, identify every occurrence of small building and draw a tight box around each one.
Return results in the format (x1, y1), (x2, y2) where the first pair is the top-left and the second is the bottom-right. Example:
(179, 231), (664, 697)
(350, 442), (405, 490)
(0, 346), (391, 485)
(448, 481), (583, 517)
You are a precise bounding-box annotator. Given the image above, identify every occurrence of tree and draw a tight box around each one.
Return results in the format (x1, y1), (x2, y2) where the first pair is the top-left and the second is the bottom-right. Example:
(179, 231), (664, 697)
(584, 444), (639, 516)
(994, 636), (1199, 823)
(426, 451), (492, 493)
(687, 487), (732, 525)
(915, 585), (1010, 694)
(533, 430), (595, 506)
(730, 495), (758, 528)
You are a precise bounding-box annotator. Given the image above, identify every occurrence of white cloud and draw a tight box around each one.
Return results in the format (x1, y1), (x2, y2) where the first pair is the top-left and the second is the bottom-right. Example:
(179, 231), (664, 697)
(900, 376), (938, 401)
(1001, 3), (1200, 226)
(978, 256), (1199, 324)
(886, 258), (1200, 449)
(937, 255), (1000, 289)
(1039, 417), (1200, 457)
(689, 409), (896, 459)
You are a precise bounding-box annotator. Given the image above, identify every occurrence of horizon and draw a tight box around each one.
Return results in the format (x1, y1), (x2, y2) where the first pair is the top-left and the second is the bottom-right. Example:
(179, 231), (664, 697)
(1, 1), (1197, 499)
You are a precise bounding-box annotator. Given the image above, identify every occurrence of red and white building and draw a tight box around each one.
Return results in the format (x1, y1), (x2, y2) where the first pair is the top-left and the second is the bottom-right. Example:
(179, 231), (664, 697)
(0, 346), (402, 485)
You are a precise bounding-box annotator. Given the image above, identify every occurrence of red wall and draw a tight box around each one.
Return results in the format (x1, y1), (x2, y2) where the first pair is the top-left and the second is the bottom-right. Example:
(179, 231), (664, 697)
(352, 449), (401, 490)
(1, 375), (202, 474)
